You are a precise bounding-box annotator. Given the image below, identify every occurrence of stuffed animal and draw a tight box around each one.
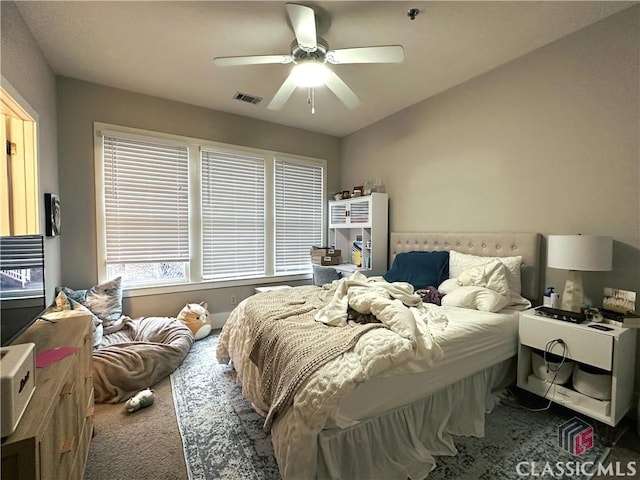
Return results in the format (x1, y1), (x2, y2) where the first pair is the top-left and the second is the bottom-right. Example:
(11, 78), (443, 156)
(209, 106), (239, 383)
(177, 302), (212, 340)
(125, 388), (155, 413)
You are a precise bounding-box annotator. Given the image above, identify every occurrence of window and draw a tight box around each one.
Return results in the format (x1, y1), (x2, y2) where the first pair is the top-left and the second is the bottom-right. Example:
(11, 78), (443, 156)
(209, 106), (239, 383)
(201, 147), (265, 281)
(101, 135), (189, 286)
(95, 124), (326, 290)
(275, 158), (323, 273)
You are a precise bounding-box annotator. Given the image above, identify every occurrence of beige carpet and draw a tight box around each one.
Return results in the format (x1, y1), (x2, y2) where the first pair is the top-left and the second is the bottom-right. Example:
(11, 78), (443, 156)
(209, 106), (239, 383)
(84, 375), (188, 480)
(84, 360), (640, 480)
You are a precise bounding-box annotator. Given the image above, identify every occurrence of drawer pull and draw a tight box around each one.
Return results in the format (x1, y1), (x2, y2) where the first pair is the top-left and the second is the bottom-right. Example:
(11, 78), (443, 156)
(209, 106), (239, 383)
(60, 382), (74, 396)
(60, 435), (75, 453)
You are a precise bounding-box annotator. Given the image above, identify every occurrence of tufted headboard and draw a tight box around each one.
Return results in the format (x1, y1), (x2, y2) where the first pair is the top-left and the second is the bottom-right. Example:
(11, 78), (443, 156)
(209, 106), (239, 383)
(390, 232), (542, 302)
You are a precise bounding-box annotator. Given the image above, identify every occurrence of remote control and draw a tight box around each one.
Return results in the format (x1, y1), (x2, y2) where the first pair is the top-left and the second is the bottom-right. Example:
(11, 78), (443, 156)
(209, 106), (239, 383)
(588, 324), (613, 331)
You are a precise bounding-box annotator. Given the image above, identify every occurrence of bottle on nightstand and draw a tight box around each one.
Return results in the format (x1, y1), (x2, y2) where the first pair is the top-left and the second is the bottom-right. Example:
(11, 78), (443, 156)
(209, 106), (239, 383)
(543, 287), (560, 308)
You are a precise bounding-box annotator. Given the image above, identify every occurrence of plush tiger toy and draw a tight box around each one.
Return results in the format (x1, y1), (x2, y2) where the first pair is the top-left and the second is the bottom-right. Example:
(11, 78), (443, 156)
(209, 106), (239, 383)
(177, 302), (212, 340)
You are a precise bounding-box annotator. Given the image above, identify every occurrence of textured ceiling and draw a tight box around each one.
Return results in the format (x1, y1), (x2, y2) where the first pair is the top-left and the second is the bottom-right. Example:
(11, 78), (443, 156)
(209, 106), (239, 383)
(16, 1), (636, 137)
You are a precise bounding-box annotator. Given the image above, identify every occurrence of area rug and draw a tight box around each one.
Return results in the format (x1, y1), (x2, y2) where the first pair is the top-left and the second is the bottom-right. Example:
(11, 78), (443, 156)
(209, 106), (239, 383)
(171, 333), (610, 480)
(428, 400), (611, 480)
(170, 331), (279, 480)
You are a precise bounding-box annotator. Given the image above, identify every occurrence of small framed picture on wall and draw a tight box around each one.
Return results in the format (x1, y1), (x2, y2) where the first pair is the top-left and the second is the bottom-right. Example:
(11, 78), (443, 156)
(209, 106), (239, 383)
(44, 193), (61, 237)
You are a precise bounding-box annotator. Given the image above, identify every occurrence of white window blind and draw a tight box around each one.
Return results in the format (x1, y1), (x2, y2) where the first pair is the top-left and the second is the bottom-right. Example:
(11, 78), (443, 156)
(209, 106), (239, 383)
(102, 135), (189, 264)
(201, 148), (266, 280)
(274, 158), (323, 273)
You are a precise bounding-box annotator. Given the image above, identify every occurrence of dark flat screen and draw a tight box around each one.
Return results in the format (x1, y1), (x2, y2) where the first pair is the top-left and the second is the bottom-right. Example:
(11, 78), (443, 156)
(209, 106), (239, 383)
(1, 235), (46, 346)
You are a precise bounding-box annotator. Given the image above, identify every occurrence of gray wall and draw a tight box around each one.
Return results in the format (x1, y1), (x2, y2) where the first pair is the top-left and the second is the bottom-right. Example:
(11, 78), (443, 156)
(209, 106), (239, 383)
(1, 1), (60, 303)
(342, 7), (640, 389)
(56, 77), (341, 317)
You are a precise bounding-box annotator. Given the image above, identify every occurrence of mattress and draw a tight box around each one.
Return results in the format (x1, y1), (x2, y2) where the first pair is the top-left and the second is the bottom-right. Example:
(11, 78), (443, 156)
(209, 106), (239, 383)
(327, 305), (520, 428)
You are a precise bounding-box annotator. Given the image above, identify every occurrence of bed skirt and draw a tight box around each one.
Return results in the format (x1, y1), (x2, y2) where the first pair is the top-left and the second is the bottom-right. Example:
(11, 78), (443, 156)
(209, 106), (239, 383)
(316, 357), (515, 480)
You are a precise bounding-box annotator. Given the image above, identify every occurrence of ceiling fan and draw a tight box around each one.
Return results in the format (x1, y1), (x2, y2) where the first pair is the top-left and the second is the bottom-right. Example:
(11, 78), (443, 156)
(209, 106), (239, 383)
(213, 3), (405, 113)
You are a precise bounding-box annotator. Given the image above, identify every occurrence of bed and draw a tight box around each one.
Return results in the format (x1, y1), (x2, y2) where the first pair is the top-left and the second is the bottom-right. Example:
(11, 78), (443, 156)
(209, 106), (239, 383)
(216, 232), (541, 479)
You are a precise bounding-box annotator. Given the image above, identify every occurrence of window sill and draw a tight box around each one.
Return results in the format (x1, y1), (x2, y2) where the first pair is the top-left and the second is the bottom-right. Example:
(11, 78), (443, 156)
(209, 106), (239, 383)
(122, 273), (312, 298)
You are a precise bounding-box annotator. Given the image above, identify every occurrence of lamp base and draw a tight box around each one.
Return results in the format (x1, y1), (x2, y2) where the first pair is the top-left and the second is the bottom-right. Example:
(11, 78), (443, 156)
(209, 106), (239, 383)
(561, 270), (584, 313)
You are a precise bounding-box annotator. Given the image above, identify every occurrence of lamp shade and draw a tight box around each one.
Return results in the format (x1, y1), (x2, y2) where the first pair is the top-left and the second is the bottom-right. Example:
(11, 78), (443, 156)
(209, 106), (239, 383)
(547, 235), (612, 271)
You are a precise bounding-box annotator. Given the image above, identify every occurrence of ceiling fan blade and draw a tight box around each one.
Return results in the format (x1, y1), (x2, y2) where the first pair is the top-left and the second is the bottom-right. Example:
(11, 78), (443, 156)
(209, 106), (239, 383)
(286, 3), (317, 52)
(324, 71), (362, 110)
(326, 45), (405, 64)
(213, 55), (293, 67)
(267, 74), (298, 110)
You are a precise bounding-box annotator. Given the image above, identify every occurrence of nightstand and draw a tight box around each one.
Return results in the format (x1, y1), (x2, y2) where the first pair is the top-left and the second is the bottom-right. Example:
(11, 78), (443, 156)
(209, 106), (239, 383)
(516, 308), (637, 427)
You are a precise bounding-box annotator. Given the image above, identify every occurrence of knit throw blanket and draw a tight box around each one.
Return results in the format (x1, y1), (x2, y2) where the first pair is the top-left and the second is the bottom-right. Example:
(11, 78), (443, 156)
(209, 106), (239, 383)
(247, 286), (386, 431)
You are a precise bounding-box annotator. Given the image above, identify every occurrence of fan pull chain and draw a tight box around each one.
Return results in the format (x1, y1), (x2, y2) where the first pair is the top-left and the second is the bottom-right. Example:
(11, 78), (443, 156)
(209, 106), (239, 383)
(307, 87), (316, 115)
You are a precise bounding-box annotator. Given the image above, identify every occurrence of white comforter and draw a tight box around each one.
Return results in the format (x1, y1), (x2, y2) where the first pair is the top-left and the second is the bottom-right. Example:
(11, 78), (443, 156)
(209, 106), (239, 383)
(216, 274), (446, 479)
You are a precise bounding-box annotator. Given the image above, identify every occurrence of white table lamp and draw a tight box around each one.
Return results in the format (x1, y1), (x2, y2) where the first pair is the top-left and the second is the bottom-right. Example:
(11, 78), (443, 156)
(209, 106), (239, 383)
(547, 235), (612, 312)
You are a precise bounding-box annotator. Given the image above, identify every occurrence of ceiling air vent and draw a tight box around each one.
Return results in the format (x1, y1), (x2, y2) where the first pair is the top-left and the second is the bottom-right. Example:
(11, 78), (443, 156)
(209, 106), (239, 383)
(233, 92), (262, 105)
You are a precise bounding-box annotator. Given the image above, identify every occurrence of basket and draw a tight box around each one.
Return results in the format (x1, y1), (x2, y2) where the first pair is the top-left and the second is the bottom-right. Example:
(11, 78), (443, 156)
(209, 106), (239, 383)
(531, 349), (573, 385)
(572, 364), (612, 400)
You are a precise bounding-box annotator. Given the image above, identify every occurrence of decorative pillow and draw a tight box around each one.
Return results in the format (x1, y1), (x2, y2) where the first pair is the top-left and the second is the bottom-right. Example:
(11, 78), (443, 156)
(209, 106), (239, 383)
(441, 286), (509, 313)
(42, 291), (104, 347)
(449, 251), (522, 295)
(456, 260), (510, 296)
(55, 277), (124, 333)
(384, 251), (449, 290)
(55, 285), (86, 305)
(506, 292), (532, 311)
(438, 278), (460, 295)
(313, 265), (341, 286)
(47, 289), (72, 311)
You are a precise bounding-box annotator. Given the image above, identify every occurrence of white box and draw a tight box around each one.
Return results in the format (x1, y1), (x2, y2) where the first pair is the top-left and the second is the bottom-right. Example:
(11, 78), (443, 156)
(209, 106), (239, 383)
(1, 343), (36, 437)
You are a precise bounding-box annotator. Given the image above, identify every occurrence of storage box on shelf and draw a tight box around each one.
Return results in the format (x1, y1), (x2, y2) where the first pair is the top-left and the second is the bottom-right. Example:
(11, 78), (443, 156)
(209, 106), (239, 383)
(310, 248), (342, 266)
(1, 313), (94, 480)
(328, 192), (388, 276)
(310, 248), (341, 257)
(517, 308), (636, 426)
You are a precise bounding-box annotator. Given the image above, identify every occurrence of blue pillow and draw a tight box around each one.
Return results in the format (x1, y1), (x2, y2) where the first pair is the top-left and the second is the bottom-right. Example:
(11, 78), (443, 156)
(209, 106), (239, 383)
(383, 251), (449, 289)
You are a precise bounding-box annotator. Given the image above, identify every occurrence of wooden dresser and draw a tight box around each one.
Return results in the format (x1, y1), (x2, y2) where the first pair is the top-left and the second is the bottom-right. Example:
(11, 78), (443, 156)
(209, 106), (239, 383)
(1, 314), (94, 480)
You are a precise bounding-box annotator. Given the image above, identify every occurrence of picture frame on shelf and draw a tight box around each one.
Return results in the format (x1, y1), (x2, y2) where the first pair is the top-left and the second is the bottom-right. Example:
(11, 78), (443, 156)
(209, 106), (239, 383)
(341, 190), (351, 199)
(603, 287), (636, 314)
(44, 193), (61, 237)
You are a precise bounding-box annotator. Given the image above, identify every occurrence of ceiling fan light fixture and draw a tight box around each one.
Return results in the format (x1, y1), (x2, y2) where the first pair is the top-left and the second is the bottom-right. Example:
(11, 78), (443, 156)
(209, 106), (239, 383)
(291, 60), (329, 88)
(215, 3), (403, 112)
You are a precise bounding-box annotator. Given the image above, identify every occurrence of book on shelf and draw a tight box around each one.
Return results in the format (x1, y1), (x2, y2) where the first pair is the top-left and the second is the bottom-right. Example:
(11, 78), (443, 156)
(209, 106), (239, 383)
(600, 308), (640, 328)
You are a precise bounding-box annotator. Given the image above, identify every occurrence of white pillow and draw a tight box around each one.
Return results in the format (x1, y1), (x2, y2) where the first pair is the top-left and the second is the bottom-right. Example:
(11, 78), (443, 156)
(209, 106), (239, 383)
(438, 278), (460, 295)
(449, 250), (522, 295)
(441, 286), (509, 313)
(456, 260), (510, 296)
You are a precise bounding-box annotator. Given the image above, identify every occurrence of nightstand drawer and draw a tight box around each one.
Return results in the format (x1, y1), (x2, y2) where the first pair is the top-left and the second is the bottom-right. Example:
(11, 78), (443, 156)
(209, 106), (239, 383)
(519, 315), (613, 370)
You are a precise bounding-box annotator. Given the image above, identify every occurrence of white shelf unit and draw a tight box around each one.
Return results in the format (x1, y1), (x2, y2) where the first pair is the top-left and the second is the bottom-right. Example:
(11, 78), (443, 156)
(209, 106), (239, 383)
(517, 308), (637, 427)
(328, 192), (388, 276)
